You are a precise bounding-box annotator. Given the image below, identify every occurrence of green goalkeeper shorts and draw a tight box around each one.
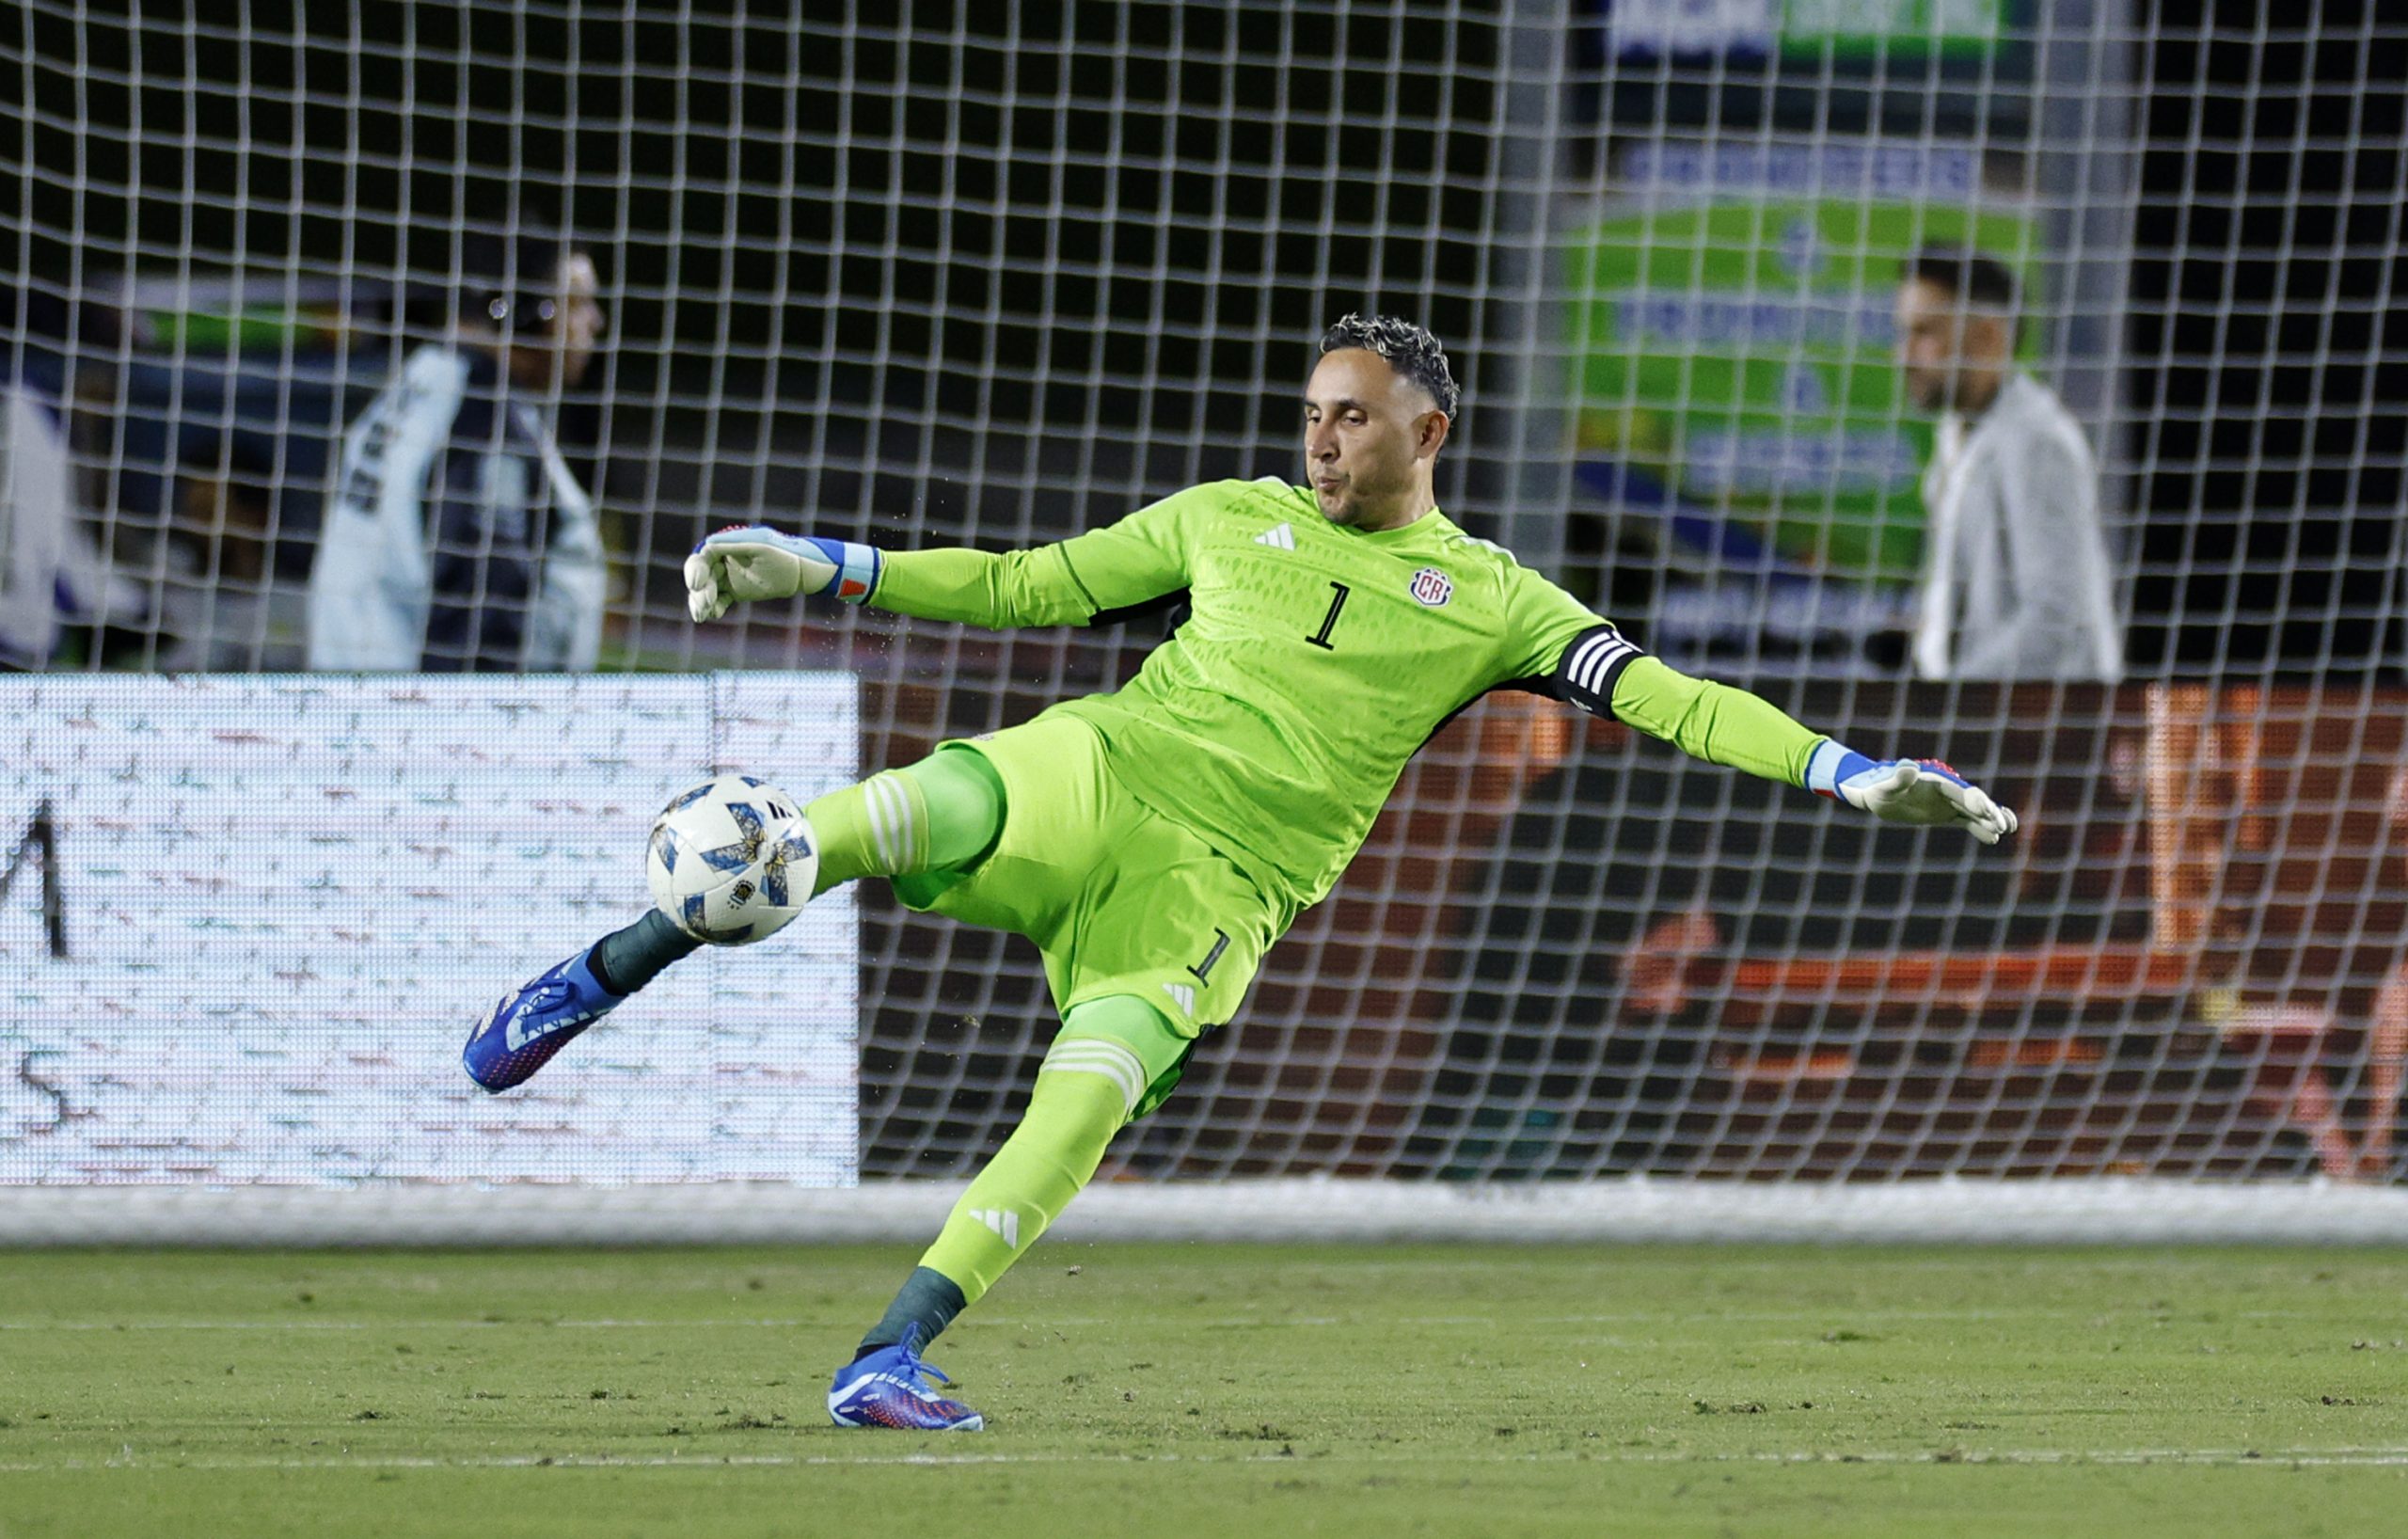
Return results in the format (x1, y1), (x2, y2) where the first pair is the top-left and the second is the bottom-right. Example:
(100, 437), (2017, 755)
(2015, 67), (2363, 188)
(891, 708), (1284, 1115)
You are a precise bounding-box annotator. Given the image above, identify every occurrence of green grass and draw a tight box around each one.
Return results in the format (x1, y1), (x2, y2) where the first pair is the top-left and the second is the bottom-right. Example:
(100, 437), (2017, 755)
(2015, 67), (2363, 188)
(2, 1245), (2405, 1537)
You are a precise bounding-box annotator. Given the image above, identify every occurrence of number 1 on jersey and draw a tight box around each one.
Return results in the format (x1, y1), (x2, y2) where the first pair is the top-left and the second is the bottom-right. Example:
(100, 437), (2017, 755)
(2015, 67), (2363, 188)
(1305, 581), (1350, 650)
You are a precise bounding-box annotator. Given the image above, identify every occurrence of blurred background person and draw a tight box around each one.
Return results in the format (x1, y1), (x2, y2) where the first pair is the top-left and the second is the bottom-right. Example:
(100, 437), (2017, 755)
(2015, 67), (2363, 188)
(0, 282), (147, 669)
(307, 229), (608, 672)
(1896, 246), (2123, 683)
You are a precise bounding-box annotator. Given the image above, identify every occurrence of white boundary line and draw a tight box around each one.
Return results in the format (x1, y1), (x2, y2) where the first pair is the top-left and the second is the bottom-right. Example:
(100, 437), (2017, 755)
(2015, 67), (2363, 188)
(6, 1177), (2408, 1246)
(0, 1306), (2381, 1332)
(6, 1448), (2408, 1471)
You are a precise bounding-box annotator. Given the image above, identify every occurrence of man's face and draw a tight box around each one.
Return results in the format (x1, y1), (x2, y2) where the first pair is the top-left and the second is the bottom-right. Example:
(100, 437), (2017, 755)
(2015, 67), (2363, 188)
(511, 252), (608, 390)
(1894, 277), (2008, 414)
(1302, 348), (1444, 528)
(553, 253), (607, 386)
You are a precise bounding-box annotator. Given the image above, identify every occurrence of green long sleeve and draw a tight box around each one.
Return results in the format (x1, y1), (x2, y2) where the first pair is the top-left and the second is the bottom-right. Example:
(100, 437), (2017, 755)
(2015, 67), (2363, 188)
(868, 545), (1101, 629)
(1607, 656), (1826, 788)
(864, 485), (1204, 629)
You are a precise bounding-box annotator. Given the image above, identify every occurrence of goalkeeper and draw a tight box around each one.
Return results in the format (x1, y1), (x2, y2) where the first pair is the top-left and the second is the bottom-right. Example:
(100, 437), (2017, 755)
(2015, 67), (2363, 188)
(463, 314), (2017, 1432)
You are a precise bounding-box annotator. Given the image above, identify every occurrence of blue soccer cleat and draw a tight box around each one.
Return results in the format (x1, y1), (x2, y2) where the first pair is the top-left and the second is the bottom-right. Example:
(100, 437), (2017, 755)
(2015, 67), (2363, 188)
(827, 1330), (986, 1432)
(461, 949), (625, 1092)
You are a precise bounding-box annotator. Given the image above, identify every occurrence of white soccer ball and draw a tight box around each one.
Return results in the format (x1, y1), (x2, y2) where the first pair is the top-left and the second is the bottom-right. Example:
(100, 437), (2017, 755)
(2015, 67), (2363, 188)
(645, 773), (817, 945)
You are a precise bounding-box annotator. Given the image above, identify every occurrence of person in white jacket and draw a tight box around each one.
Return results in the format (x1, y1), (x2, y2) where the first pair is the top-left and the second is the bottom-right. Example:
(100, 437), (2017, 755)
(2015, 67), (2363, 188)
(1896, 247), (2123, 683)
(308, 232), (608, 672)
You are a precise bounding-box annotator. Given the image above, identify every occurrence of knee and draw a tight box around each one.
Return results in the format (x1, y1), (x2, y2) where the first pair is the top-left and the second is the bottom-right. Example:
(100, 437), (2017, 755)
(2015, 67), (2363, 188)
(1044, 994), (1191, 1124)
(902, 748), (1006, 871)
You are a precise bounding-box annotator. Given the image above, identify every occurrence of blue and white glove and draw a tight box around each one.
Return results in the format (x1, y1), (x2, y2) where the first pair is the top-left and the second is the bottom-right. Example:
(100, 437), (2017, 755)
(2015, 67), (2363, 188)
(684, 526), (882, 622)
(1806, 740), (2019, 846)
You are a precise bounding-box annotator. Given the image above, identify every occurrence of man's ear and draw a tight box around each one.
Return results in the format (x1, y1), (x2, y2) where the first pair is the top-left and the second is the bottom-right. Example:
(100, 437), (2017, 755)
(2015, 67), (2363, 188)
(1417, 408), (1452, 459)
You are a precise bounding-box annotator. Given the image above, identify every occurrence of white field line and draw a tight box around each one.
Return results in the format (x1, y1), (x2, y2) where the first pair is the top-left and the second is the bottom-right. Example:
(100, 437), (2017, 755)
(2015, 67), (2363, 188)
(0, 1306), (2367, 1332)
(5, 1448), (2408, 1472)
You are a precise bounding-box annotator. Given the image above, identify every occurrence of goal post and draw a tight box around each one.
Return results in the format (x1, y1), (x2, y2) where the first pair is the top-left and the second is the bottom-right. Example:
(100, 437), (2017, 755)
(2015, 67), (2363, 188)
(5, 3), (2407, 1244)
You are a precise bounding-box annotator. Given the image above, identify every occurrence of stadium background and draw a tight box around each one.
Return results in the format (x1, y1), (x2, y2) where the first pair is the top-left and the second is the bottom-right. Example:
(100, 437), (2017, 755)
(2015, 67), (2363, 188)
(5, 0), (2407, 1202)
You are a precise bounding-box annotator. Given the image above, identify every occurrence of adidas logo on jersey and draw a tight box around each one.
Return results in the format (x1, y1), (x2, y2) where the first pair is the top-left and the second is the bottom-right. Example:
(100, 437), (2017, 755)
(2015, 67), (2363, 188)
(1161, 982), (1196, 1016)
(1253, 522), (1296, 550)
(971, 1207), (1020, 1247)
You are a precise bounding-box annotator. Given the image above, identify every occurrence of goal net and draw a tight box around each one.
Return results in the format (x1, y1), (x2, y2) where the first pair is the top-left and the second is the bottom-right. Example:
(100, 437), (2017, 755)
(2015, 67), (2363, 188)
(5, 3), (2406, 1242)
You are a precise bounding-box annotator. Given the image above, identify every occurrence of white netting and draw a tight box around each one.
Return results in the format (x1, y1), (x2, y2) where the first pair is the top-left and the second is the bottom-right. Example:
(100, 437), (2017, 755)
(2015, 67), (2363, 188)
(4, 3), (2407, 1236)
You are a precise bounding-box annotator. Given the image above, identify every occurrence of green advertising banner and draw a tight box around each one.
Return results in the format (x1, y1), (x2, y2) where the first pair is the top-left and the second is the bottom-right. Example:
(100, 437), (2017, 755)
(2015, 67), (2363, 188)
(1568, 139), (2043, 586)
(1609, 0), (2009, 65)
(1781, 0), (2004, 59)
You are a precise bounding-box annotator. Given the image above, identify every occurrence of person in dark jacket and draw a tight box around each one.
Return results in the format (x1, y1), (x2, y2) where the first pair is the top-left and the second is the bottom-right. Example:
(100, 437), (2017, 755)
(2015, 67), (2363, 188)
(307, 230), (608, 671)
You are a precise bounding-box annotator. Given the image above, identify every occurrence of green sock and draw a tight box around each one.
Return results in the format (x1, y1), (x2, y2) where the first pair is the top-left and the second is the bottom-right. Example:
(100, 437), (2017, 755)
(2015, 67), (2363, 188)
(917, 1066), (1126, 1305)
(855, 1047), (1133, 1356)
(806, 748), (1004, 897)
(855, 996), (1182, 1353)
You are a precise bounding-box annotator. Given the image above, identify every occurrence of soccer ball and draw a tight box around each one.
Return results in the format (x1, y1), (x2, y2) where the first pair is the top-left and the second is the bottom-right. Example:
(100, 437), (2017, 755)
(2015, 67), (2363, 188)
(645, 773), (817, 945)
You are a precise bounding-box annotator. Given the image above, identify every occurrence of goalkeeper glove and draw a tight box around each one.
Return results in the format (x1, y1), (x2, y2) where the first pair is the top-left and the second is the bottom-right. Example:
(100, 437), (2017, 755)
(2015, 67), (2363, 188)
(684, 526), (881, 622)
(1806, 740), (2019, 846)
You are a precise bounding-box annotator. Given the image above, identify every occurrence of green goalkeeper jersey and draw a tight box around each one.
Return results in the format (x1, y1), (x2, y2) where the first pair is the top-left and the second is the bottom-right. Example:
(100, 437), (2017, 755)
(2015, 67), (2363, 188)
(868, 476), (1825, 912)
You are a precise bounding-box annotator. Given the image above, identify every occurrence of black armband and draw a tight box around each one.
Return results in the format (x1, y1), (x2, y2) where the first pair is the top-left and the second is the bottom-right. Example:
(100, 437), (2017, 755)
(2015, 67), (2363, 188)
(1552, 624), (1646, 717)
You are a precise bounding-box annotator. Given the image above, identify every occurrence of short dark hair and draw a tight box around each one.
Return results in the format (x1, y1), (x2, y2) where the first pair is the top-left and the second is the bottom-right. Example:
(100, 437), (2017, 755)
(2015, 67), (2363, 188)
(1317, 312), (1460, 419)
(1902, 246), (2019, 312)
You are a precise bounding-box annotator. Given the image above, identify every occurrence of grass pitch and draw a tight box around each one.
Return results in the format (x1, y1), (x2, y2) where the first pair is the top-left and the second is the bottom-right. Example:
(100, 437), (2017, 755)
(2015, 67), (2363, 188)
(2, 1244), (2404, 1537)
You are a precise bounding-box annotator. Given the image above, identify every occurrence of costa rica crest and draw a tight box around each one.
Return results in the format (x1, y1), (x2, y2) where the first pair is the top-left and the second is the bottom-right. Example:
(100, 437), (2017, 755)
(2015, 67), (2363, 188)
(1408, 566), (1453, 607)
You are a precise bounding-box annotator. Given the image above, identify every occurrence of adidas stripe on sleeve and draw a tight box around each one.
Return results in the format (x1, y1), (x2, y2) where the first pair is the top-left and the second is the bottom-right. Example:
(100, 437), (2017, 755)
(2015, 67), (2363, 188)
(1554, 623), (1646, 717)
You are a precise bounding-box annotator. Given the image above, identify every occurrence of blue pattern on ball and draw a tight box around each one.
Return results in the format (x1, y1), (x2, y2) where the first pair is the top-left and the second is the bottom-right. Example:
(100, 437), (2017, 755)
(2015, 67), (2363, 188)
(696, 801), (767, 872)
